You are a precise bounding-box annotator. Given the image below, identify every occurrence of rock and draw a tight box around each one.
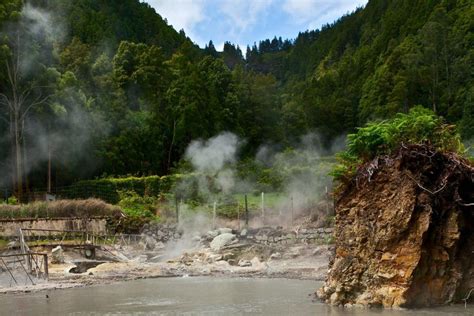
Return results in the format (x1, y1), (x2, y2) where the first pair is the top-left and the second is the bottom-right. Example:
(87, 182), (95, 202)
(222, 252), (235, 261)
(144, 236), (156, 250)
(7, 241), (18, 249)
(131, 255), (148, 263)
(210, 233), (236, 252)
(206, 230), (219, 239)
(270, 252), (282, 260)
(238, 259), (252, 267)
(154, 241), (165, 250)
(250, 256), (261, 265)
(218, 228), (233, 235)
(312, 246), (327, 256)
(207, 254), (222, 262)
(51, 246), (64, 264)
(240, 228), (248, 237)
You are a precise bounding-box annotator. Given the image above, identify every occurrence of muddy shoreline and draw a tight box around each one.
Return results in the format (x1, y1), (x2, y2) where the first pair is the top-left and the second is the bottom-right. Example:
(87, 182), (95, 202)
(0, 231), (332, 295)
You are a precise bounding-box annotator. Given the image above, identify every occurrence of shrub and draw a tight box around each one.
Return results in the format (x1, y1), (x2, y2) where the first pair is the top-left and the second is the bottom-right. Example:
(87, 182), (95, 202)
(62, 176), (161, 204)
(117, 190), (157, 219)
(111, 191), (159, 234)
(332, 106), (465, 182)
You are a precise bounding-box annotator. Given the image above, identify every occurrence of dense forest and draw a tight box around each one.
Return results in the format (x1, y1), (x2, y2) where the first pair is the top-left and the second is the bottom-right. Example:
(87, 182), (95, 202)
(0, 0), (472, 196)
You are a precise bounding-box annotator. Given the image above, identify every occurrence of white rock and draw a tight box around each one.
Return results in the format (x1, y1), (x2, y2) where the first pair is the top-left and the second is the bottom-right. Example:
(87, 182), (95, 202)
(218, 228), (233, 235)
(270, 252), (282, 260)
(238, 259), (252, 267)
(144, 236), (157, 250)
(210, 233), (236, 251)
(206, 230), (219, 239)
(7, 241), (18, 249)
(250, 256), (262, 267)
(240, 228), (248, 237)
(154, 241), (165, 250)
(51, 246), (64, 264)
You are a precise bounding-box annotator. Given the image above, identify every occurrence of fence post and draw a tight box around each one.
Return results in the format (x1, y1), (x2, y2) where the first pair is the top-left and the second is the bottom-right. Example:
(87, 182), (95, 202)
(175, 196), (179, 224)
(291, 196), (294, 227)
(213, 201), (217, 229)
(245, 194), (249, 227)
(325, 186), (330, 215)
(43, 254), (49, 280)
(261, 192), (265, 225)
(237, 202), (240, 231)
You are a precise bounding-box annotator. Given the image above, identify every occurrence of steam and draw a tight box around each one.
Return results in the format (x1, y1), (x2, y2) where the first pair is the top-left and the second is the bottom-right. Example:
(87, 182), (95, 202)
(185, 132), (240, 173)
(173, 131), (339, 230)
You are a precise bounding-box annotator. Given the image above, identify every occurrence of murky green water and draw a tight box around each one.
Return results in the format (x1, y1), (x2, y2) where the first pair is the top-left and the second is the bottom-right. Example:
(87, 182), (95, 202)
(0, 277), (472, 315)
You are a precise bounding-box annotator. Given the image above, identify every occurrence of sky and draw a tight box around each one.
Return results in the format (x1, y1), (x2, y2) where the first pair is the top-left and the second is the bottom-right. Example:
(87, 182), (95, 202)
(144, 0), (368, 51)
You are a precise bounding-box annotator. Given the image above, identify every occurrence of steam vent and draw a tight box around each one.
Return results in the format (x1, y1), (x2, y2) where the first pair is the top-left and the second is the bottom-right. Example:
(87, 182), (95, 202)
(318, 144), (474, 308)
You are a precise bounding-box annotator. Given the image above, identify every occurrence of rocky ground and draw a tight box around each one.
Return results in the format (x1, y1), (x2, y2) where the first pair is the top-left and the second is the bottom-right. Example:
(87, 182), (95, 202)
(0, 226), (334, 295)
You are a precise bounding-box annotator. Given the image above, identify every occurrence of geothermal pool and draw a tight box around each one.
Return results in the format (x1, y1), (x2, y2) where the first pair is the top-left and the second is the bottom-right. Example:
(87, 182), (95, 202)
(1, 277), (473, 315)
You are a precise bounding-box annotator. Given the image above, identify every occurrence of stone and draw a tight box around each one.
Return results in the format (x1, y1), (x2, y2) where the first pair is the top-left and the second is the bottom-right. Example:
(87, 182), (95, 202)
(222, 252), (235, 261)
(270, 252), (282, 260)
(51, 246), (64, 264)
(210, 233), (236, 251)
(131, 255), (148, 263)
(154, 241), (165, 250)
(218, 228), (233, 235)
(144, 236), (157, 250)
(206, 230), (219, 239)
(7, 240), (19, 249)
(207, 254), (222, 262)
(240, 228), (248, 237)
(238, 259), (252, 267)
(250, 256), (262, 267)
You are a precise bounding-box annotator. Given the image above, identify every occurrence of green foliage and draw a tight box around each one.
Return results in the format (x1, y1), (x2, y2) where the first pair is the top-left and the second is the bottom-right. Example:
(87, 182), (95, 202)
(6, 196), (18, 205)
(111, 190), (159, 234)
(117, 190), (157, 219)
(332, 107), (465, 182)
(64, 176), (161, 204)
(348, 106), (463, 159)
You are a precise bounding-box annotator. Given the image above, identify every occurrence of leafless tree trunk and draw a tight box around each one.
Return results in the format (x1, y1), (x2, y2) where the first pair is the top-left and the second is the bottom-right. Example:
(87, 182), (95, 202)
(0, 31), (50, 202)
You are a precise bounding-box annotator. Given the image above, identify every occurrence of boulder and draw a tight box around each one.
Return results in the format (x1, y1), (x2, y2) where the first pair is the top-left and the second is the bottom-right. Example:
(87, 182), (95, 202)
(51, 246), (64, 264)
(143, 236), (157, 250)
(218, 228), (233, 235)
(206, 230), (219, 239)
(238, 259), (252, 267)
(210, 233), (236, 251)
(270, 252), (282, 260)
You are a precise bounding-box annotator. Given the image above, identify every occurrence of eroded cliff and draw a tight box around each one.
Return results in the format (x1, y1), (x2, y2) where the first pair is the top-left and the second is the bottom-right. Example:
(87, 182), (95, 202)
(318, 144), (474, 308)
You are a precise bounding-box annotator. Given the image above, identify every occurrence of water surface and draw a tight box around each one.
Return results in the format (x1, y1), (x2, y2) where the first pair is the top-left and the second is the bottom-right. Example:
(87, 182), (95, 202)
(1, 277), (472, 315)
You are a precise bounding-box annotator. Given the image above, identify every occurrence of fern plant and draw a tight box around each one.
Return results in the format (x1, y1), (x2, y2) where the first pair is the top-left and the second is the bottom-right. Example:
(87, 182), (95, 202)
(332, 106), (465, 183)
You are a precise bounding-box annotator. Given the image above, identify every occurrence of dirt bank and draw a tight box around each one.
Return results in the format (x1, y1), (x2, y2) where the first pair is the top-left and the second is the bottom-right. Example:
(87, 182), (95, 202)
(318, 144), (474, 308)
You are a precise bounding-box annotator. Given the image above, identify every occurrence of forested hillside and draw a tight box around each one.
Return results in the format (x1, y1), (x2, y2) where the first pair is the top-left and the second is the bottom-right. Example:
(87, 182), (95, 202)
(0, 0), (472, 195)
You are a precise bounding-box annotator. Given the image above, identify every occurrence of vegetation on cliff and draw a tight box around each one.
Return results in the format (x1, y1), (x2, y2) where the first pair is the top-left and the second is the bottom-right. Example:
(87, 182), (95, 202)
(332, 106), (467, 185)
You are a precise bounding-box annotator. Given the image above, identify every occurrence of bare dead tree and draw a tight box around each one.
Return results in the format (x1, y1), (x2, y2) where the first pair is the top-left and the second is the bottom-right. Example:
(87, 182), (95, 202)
(0, 30), (51, 201)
